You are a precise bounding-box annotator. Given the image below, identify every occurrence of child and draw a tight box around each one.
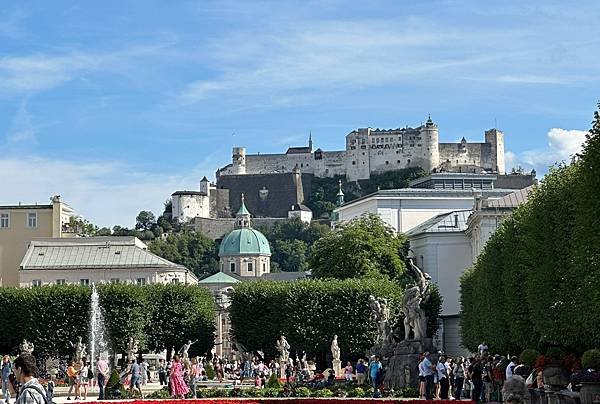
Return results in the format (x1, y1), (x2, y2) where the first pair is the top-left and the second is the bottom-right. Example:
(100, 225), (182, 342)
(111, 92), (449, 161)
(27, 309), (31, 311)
(47, 375), (55, 404)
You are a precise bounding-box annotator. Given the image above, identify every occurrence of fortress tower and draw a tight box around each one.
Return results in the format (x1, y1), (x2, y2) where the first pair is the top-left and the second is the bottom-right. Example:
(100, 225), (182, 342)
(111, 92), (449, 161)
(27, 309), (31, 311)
(231, 147), (246, 175)
(484, 129), (505, 174)
(423, 115), (440, 171)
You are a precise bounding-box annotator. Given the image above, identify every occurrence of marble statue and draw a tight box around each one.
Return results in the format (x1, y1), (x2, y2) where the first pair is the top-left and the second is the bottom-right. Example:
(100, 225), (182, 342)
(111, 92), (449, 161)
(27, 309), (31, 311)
(276, 335), (290, 363)
(401, 258), (431, 340)
(20, 339), (34, 354)
(179, 339), (197, 359)
(69, 336), (87, 362)
(369, 295), (391, 342)
(331, 335), (340, 362)
(301, 352), (308, 370)
(126, 337), (139, 363)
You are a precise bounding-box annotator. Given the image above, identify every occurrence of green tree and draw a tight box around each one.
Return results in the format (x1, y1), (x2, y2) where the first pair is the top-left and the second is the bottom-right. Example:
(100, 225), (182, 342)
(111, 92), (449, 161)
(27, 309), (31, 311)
(309, 213), (406, 280)
(145, 284), (215, 358)
(272, 239), (308, 272)
(135, 211), (156, 231)
(149, 232), (219, 277)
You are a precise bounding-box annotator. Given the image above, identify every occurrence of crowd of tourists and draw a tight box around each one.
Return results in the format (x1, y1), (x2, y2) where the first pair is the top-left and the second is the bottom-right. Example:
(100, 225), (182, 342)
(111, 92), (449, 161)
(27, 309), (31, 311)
(417, 343), (535, 403)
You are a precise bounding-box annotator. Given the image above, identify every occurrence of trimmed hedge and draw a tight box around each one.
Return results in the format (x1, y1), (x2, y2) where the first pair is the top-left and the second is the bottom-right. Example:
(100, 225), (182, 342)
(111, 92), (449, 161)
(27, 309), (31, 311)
(0, 284), (215, 357)
(229, 278), (402, 360)
(460, 104), (600, 353)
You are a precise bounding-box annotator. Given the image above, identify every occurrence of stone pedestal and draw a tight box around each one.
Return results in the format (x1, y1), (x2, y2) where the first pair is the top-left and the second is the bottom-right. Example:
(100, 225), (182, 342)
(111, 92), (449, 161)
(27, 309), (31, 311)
(279, 360), (286, 378)
(375, 338), (435, 390)
(332, 359), (342, 377)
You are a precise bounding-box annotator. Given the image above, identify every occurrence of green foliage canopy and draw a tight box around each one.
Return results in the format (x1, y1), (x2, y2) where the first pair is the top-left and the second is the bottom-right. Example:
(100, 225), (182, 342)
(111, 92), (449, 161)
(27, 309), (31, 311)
(309, 213), (406, 280)
(460, 103), (600, 353)
(149, 232), (219, 277)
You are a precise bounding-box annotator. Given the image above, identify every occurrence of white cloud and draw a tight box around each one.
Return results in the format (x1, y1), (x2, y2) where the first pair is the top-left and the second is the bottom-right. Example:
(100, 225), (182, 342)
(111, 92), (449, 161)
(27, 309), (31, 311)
(0, 155), (223, 228)
(505, 128), (588, 173)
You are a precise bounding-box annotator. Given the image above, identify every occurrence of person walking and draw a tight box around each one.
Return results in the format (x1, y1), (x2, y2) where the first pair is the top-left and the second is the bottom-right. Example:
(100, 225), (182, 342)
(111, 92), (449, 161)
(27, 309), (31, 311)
(128, 359), (142, 398)
(419, 352), (435, 400)
(453, 357), (466, 400)
(13, 354), (46, 404)
(355, 359), (367, 385)
(169, 355), (189, 399)
(369, 356), (382, 398)
(96, 357), (109, 400)
(468, 357), (484, 404)
(437, 355), (450, 399)
(66, 361), (79, 400)
(79, 360), (89, 400)
(2, 356), (12, 404)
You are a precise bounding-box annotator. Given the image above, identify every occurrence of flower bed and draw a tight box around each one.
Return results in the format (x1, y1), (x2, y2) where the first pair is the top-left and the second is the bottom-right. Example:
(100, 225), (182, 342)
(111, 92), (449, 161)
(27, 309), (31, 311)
(96, 400), (466, 404)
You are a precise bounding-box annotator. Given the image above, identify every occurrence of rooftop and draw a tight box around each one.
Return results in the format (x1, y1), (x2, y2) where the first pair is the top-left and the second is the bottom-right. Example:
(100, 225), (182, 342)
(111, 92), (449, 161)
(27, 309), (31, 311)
(0, 204), (53, 210)
(20, 236), (187, 271)
(198, 271), (241, 284)
(406, 210), (472, 236)
(337, 188), (515, 209)
(485, 185), (535, 209)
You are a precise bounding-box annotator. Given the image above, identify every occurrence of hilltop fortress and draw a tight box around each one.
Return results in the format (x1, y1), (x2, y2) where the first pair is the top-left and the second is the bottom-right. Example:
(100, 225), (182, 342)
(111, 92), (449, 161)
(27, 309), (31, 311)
(216, 116), (505, 182)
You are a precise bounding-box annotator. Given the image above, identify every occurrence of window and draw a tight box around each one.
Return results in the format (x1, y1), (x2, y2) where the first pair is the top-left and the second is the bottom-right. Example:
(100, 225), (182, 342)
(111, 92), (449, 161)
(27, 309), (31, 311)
(247, 262), (254, 272)
(56, 279), (66, 285)
(32, 279), (42, 287)
(263, 263), (266, 272)
(352, 161), (356, 165)
(27, 212), (37, 228)
(110, 278), (120, 284)
(136, 278), (146, 286)
(0, 213), (9, 228)
(171, 278), (180, 284)
(80, 279), (90, 286)
(230, 262), (236, 272)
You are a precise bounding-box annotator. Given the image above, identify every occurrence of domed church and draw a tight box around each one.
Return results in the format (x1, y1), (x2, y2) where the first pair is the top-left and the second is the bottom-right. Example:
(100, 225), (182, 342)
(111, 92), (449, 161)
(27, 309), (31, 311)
(218, 194), (271, 277)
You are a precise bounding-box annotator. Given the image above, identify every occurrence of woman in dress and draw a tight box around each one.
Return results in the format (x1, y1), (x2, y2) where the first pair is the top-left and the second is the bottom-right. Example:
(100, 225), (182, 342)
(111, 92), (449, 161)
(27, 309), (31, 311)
(169, 355), (190, 399)
(79, 360), (89, 400)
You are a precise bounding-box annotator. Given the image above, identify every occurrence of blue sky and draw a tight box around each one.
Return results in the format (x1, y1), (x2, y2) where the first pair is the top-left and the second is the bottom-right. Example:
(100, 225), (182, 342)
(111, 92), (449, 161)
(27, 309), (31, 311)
(1, 1), (598, 227)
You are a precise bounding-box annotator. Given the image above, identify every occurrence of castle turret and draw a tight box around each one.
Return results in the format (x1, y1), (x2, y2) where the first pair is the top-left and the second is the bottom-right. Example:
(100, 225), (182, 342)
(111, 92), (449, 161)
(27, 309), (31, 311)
(336, 180), (345, 206)
(485, 129), (505, 174)
(231, 147), (246, 175)
(199, 176), (210, 195)
(422, 115), (440, 171)
(308, 131), (313, 152)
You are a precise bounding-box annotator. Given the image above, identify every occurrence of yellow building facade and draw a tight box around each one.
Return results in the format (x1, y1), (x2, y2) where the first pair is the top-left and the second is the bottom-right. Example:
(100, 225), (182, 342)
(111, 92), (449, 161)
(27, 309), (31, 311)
(0, 196), (77, 286)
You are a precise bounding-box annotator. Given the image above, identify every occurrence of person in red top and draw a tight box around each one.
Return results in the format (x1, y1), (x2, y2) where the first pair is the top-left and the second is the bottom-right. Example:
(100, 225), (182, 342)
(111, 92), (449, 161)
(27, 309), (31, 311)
(66, 361), (80, 400)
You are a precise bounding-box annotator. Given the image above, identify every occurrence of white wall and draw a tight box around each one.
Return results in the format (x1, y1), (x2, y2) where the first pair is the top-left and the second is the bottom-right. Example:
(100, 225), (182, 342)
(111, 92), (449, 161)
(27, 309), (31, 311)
(409, 232), (472, 316)
(172, 194), (210, 223)
(337, 195), (476, 234)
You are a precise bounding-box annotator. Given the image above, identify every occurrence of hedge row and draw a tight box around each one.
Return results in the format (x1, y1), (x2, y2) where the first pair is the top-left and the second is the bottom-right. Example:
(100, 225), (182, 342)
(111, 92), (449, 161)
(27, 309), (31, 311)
(229, 278), (403, 362)
(0, 284), (216, 358)
(460, 104), (600, 353)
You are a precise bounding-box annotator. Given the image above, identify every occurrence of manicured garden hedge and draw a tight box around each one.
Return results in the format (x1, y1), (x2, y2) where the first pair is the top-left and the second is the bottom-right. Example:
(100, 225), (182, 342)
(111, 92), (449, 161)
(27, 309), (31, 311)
(229, 278), (403, 361)
(460, 104), (600, 353)
(0, 284), (215, 357)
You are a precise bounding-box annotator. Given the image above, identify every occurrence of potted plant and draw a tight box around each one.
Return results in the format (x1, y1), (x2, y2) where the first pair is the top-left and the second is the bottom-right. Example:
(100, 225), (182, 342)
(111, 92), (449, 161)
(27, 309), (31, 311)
(572, 349), (600, 402)
(542, 347), (569, 388)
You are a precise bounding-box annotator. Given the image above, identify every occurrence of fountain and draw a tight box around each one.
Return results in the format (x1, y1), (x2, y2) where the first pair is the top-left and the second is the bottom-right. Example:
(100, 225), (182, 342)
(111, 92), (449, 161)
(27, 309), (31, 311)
(89, 284), (109, 388)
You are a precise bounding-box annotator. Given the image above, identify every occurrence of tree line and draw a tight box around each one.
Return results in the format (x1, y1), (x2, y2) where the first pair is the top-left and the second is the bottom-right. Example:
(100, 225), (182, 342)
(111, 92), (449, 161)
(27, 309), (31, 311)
(0, 284), (215, 360)
(460, 103), (600, 354)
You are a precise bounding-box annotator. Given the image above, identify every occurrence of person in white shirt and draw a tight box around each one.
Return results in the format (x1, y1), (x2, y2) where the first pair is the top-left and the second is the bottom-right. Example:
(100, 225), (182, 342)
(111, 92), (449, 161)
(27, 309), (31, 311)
(506, 356), (518, 380)
(437, 356), (449, 399)
(478, 342), (488, 354)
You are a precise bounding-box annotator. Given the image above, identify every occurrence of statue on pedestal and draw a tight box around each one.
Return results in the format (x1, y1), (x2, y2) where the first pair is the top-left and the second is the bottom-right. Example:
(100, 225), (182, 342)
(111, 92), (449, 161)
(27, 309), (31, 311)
(369, 295), (391, 343)
(126, 337), (139, 364)
(20, 339), (34, 354)
(179, 339), (197, 359)
(69, 336), (87, 363)
(401, 258), (431, 340)
(331, 335), (340, 362)
(276, 335), (290, 363)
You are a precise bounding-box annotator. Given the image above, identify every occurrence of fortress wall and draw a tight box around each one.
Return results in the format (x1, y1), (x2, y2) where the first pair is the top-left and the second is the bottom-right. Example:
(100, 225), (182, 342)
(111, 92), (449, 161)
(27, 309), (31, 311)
(244, 153), (315, 174)
(439, 143), (489, 167)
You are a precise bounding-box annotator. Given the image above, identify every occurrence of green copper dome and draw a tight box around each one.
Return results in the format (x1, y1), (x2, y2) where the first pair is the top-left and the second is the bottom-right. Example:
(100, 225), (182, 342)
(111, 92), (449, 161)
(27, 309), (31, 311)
(219, 228), (271, 256)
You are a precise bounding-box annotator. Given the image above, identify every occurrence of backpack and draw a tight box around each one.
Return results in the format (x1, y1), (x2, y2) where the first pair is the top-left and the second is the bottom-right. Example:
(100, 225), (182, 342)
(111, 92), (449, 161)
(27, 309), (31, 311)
(20, 385), (49, 404)
(87, 367), (94, 379)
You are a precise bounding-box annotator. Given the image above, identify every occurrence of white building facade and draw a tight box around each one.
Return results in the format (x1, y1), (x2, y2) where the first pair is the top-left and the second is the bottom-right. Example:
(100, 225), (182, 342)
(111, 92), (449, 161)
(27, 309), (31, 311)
(19, 237), (198, 287)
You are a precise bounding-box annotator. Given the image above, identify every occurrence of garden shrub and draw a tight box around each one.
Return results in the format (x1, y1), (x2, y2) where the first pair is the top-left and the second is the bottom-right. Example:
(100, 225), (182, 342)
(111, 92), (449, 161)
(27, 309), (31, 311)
(348, 387), (365, 397)
(582, 349), (600, 370)
(294, 387), (311, 397)
(546, 347), (566, 361)
(460, 103), (600, 354)
(146, 387), (170, 399)
(266, 372), (282, 388)
(520, 349), (541, 366)
(263, 388), (282, 397)
(311, 388), (334, 397)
